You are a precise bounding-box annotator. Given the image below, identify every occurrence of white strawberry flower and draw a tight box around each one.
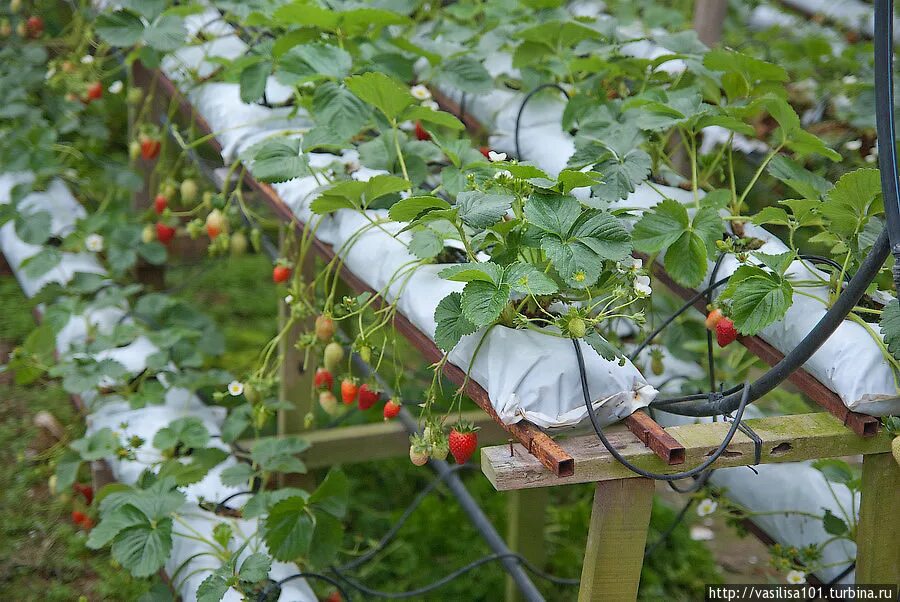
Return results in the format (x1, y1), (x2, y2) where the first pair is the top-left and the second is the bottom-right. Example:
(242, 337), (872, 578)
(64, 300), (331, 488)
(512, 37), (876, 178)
(488, 150), (507, 162)
(421, 100), (439, 111)
(410, 84), (431, 101)
(400, 190), (411, 199)
(45, 67), (56, 80)
(786, 570), (806, 585)
(81, 54), (94, 64)
(634, 274), (651, 297)
(696, 498), (718, 517)
(493, 169), (512, 180)
(399, 120), (415, 131)
(284, 294), (293, 305)
(109, 80), (123, 94)
(85, 234), (104, 253)
(227, 381), (244, 396)
(842, 75), (858, 85)
(866, 153), (877, 163)
(844, 139), (862, 151)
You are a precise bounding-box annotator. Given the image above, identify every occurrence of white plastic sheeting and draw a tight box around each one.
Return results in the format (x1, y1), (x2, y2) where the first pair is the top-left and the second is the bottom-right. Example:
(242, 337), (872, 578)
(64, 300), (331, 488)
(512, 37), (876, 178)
(0, 171), (315, 602)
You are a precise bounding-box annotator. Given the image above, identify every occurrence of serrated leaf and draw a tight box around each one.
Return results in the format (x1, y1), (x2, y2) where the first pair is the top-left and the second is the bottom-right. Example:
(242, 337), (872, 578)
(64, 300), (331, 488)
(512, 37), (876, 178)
(403, 105), (464, 130)
(812, 458), (855, 485)
(506, 262), (558, 295)
(820, 168), (882, 237)
(721, 266), (792, 335)
(15, 210), (52, 245)
(880, 299), (900, 361)
(239, 553), (272, 583)
(408, 228), (443, 259)
(308, 468), (349, 519)
(345, 72), (413, 121)
(111, 518), (173, 577)
(277, 43), (351, 85)
(240, 61), (271, 104)
(822, 509), (848, 536)
(664, 231), (708, 288)
(584, 332), (624, 361)
(220, 462), (257, 487)
(434, 292), (478, 352)
(247, 139), (309, 184)
(591, 148), (651, 204)
(152, 416), (209, 451)
(312, 82), (370, 139)
(143, 16), (186, 52)
(439, 262), (502, 284)
(389, 195), (451, 222)
(265, 496), (314, 561)
(461, 280), (510, 327)
(95, 10), (145, 46)
(767, 155), (832, 199)
(456, 191), (513, 229)
(436, 57), (493, 94)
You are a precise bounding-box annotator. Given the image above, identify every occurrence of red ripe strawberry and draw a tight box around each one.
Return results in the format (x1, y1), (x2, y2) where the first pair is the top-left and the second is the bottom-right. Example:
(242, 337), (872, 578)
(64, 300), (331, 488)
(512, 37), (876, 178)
(340, 379), (358, 405)
(71, 510), (87, 525)
(86, 81), (103, 102)
(357, 384), (379, 410)
(325, 591), (342, 602)
(73, 482), (93, 505)
(715, 317), (738, 347)
(414, 121), (431, 141)
(314, 368), (333, 391)
(272, 265), (291, 283)
(383, 399), (401, 420)
(314, 315), (335, 342)
(479, 146), (491, 159)
(140, 137), (161, 161)
(153, 194), (168, 214)
(26, 15), (43, 38)
(156, 222), (176, 245)
(705, 308), (724, 331)
(448, 424), (478, 464)
(80, 516), (94, 530)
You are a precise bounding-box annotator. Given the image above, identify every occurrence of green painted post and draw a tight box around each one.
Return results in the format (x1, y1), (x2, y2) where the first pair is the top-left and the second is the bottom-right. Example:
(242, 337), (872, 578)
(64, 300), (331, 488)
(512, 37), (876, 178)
(505, 487), (550, 602)
(855, 452), (900, 584)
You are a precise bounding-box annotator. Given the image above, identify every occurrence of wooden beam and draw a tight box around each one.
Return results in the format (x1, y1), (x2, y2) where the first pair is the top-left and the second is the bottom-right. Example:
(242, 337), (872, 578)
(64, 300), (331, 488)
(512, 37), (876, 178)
(693, 0), (728, 46)
(246, 410), (507, 469)
(624, 410), (685, 465)
(855, 452), (900, 584)
(481, 412), (893, 491)
(578, 478), (653, 601)
(646, 255), (881, 438)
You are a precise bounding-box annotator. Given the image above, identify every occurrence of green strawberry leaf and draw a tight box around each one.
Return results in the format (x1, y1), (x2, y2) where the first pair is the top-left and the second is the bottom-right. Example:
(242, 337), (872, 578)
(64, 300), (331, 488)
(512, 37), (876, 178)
(461, 280), (510, 327)
(434, 292), (478, 352)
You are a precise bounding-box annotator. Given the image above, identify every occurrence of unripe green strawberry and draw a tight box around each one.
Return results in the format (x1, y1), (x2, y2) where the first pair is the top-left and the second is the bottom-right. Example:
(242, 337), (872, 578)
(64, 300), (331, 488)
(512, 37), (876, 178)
(180, 178), (199, 203)
(431, 436), (449, 461)
(567, 316), (586, 339)
(0, 20), (11, 38)
(10, 0), (22, 14)
(127, 87), (143, 106)
(230, 231), (248, 256)
(650, 348), (664, 376)
(892, 436), (900, 468)
(319, 391), (339, 416)
(141, 224), (155, 243)
(129, 140), (141, 161)
(323, 342), (344, 373)
(243, 382), (261, 405)
(409, 435), (429, 466)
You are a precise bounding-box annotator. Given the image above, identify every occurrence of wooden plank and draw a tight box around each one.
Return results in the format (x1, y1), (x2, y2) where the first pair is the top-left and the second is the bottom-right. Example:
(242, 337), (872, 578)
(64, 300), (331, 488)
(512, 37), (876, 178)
(481, 412), (893, 490)
(855, 452), (900, 584)
(504, 488), (550, 602)
(578, 478), (654, 601)
(258, 410), (508, 469)
(137, 64), (576, 478)
(646, 256), (881, 437)
(624, 410), (685, 465)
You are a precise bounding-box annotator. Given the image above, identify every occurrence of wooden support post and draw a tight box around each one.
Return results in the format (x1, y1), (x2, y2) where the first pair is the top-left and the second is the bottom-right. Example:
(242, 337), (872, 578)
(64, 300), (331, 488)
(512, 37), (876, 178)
(504, 488), (550, 602)
(693, 0), (728, 47)
(578, 478), (653, 601)
(855, 452), (900, 584)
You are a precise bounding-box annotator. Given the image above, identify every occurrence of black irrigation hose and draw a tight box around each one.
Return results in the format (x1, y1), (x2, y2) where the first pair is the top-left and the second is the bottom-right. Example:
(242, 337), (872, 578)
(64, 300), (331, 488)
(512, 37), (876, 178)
(258, 572), (352, 601)
(330, 553), (578, 599)
(514, 83), (570, 160)
(827, 562), (856, 585)
(577, 337), (753, 480)
(874, 0), (900, 292)
(643, 498), (696, 558)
